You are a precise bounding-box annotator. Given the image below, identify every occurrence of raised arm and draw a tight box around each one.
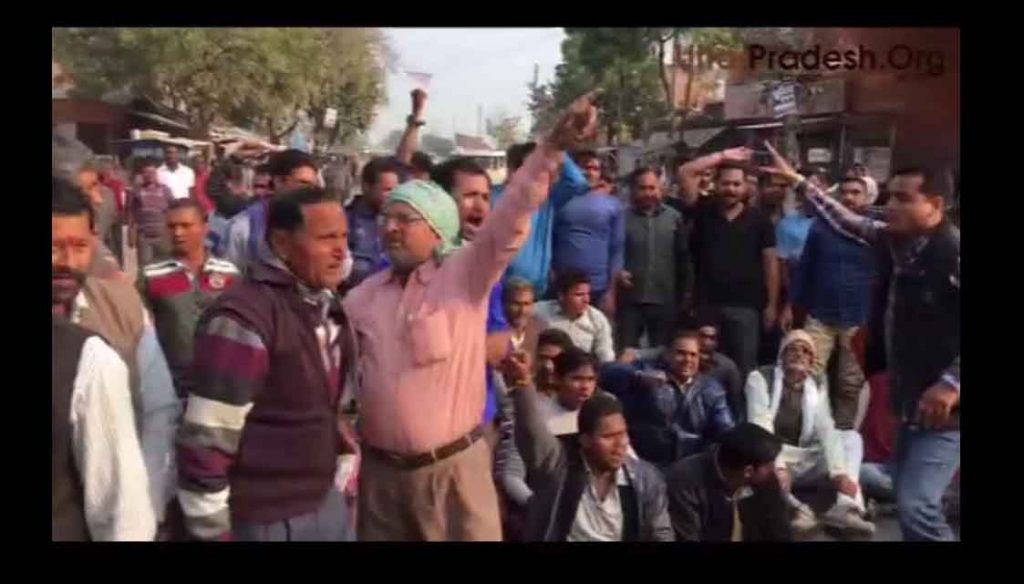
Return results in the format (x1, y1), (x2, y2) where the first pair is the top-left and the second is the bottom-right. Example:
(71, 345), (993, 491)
(459, 93), (600, 300)
(396, 90), (427, 166)
(762, 141), (884, 245)
(677, 147), (753, 207)
(177, 313), (266, 541)
(550, 154), (590, 209)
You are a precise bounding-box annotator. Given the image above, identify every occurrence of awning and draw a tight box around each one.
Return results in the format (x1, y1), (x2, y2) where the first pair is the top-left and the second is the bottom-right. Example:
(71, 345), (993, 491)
(128, 110), (191, 131)
(735, 115), (837, 130)
(682, 127), (726, 149)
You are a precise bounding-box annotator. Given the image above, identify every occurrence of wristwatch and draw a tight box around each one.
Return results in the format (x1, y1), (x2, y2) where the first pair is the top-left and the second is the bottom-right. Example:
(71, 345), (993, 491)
(406, 115), (426, 127)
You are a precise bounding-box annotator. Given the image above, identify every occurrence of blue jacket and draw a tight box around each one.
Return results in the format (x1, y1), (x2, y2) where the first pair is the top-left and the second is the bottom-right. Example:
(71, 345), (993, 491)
(601, 359), (735, 469)
(493, 157), (589, 297)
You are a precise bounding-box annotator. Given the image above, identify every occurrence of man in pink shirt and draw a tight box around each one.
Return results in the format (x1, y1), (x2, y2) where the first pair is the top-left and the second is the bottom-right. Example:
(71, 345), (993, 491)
(343, 95), (598, 541)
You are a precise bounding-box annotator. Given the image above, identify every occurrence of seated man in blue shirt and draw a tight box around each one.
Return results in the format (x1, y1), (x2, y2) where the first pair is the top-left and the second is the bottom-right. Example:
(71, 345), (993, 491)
(601, 329), (735, 471)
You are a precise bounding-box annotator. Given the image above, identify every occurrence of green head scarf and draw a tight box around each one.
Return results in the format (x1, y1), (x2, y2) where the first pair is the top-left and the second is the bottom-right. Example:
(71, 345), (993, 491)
(385, 179), (462, 260)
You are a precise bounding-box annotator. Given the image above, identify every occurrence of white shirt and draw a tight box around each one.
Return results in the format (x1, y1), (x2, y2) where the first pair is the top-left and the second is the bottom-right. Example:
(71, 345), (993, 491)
(566, 461), (629, 542)
(69, 336), (157, 541)
(534, 300), (615, 362)
(72, 291), (181, 521)
(158, 163), (195, 200)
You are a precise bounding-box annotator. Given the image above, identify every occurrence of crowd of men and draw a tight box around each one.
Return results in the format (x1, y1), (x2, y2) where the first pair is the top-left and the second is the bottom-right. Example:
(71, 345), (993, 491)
(52, 89), (960, 543)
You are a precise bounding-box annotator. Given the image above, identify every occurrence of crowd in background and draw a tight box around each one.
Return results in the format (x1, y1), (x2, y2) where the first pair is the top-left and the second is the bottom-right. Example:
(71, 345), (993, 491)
(52, 90), (960, 543)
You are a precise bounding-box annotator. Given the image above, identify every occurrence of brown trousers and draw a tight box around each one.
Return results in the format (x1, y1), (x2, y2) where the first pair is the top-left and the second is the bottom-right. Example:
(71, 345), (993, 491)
(357, 438), (502, 541)
(804, 317), (866, 430)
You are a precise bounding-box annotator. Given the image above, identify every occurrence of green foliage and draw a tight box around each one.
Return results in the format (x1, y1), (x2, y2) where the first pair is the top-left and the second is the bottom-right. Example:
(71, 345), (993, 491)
(534, 28), (670, 144)
(53, 27), (387, 147)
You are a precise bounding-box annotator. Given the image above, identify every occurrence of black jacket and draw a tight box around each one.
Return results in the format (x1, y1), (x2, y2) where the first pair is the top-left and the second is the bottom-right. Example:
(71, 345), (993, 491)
(865, 220), (960, 426)
(665, 447), (792, 542)
(512, 387), (674, 542)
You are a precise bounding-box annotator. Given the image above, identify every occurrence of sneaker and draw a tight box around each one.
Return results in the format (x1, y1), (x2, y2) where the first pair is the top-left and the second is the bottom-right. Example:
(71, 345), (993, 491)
(821, 507), (877, 536)
(790, 503), (820, 535)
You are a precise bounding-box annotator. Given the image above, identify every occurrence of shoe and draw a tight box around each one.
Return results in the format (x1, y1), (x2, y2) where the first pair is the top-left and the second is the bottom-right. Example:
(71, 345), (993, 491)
(821, 507), (877, 536)
(790, 503), (820, 535)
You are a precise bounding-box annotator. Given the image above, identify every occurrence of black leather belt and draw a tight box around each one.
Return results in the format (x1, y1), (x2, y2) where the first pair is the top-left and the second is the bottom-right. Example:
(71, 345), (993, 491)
(364, 425), (485, 470)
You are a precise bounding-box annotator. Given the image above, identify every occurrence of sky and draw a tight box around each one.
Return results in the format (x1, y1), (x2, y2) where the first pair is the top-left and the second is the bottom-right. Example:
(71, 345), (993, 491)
(367, 28), (566, 146)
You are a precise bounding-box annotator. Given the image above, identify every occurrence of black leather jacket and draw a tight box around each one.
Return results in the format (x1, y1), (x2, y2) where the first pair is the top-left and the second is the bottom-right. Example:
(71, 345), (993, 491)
(665, 446), (791, 542)
(512, 387), (674, 542)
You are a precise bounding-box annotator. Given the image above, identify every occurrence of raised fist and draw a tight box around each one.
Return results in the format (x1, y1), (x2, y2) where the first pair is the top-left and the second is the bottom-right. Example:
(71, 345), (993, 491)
(546, 91), (599, 152)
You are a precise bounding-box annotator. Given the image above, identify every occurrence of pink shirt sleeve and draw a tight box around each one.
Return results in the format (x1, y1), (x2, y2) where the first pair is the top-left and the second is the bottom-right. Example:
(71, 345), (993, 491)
(453, 146), (563, 301)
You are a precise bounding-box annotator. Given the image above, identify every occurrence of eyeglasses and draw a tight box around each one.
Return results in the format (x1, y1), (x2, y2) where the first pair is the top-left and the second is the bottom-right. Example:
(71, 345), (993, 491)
(377, 212), (426, 228)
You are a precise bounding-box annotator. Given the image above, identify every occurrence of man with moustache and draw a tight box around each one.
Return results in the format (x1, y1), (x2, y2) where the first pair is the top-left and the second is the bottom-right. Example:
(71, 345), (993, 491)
(52, 177), (180, 537)
(679, 150), (780, 378)
(616, 165), (692, 352)
(763, 143), (960, 542)
(177, 186), (359, 541)
(343, 95), (599, 541)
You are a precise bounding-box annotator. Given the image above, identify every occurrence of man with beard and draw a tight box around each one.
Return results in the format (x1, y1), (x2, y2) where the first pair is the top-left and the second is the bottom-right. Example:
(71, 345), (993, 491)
(501, 277), (547, 356)
(616, 165), (692, 352)
(681, 151), (779, 379)
(763, 143), (960, 542)
(52, 177), (180, 536)
(746, 330), (874, 536)
(342, 95), (599, 541)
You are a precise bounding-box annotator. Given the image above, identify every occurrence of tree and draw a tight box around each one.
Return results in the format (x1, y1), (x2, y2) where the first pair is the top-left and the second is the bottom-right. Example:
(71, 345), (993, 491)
(52, 28), (387, 143)
(549, 28), (668, 145)
(526, 82), (558, 136)
(486, 108), (523, 150)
